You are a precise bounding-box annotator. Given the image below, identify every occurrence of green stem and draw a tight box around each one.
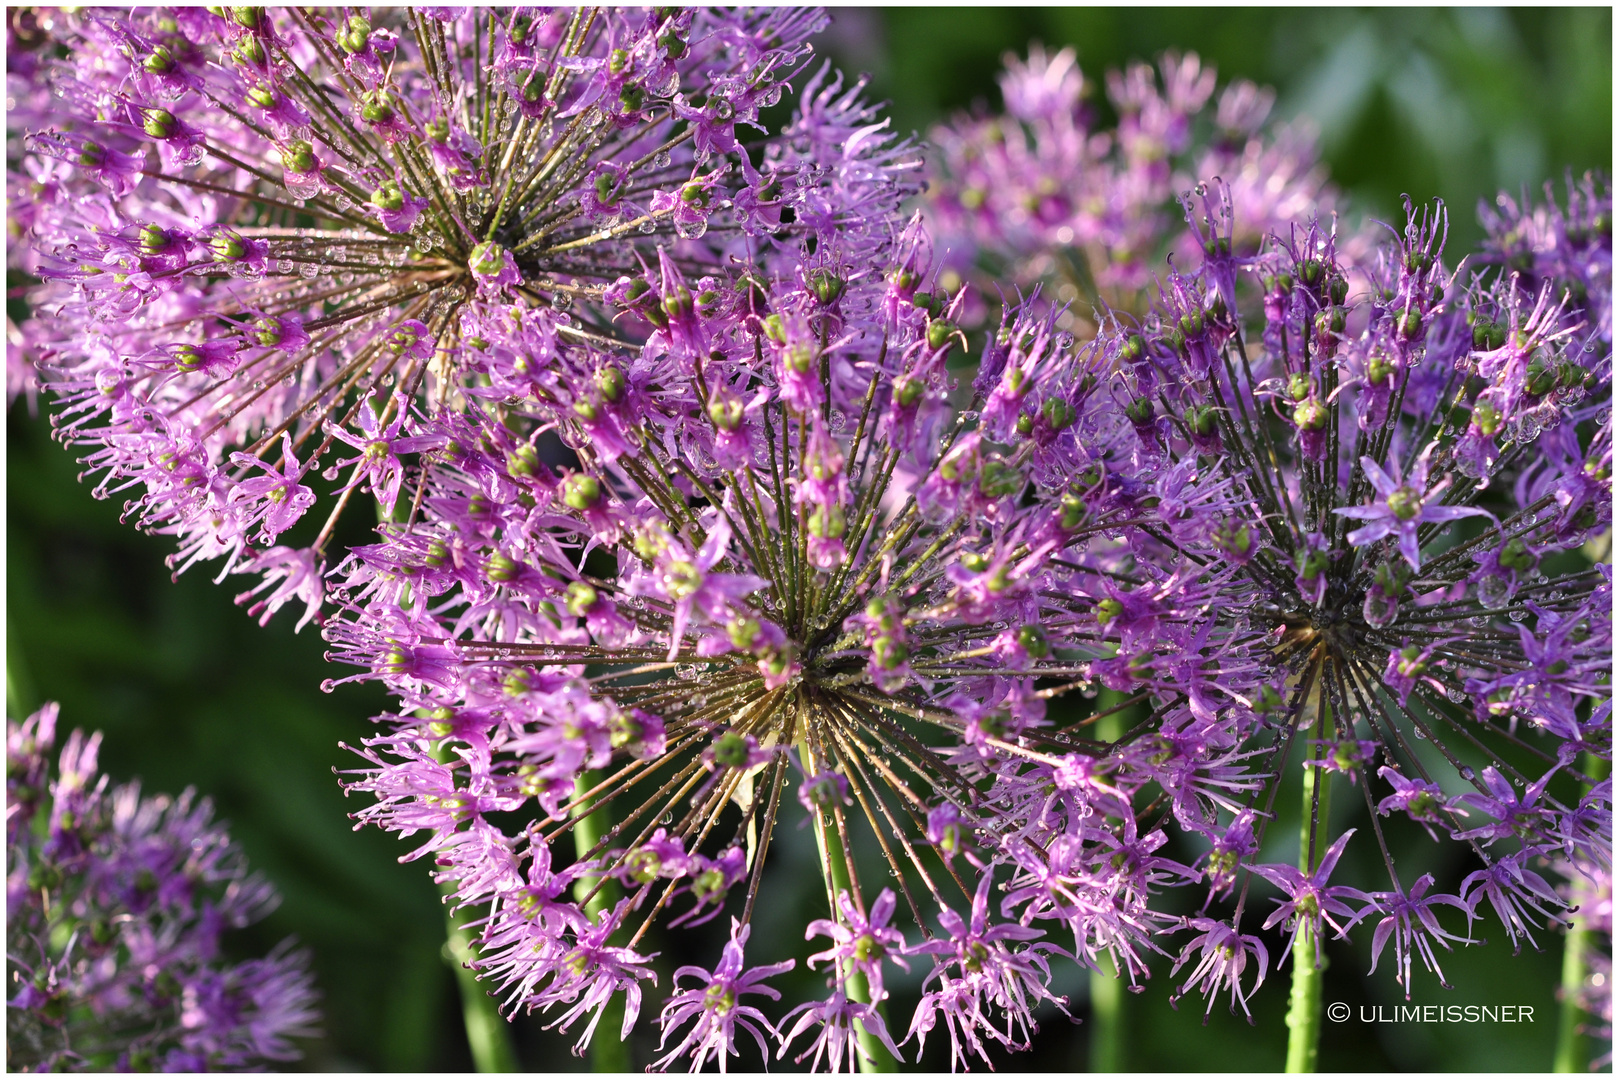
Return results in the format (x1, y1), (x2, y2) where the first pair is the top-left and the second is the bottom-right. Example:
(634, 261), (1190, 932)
(440, 887), (521, 1073)
(573, 771), (629, 1073)
(1553, 752), (1608, 1072)
(1554, 916), (1590, 1073)
(1284, 702), (1331, 1074)
(433, 742), (520, 1074)
(7, 612), (39, 719)
(1088, 690), (1131, 1072)
(801, 736), (898, 1073)
(1088, 952), (1123, 1072)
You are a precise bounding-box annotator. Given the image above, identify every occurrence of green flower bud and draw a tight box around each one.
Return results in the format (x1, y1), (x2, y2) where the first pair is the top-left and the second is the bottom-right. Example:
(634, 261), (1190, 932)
(1314, 307), (1346, 336)
(1498, 537), (1535, 573)
(1525, 357), (1557, 397)
(872, 635), (909, 669)
(926, 320), (958, 351)
(251, 316), (286, 347)
(1042, 397), (1074, 432)
(1292, 398), (1329, 431)
(338, 14), (371, 53)
(893, 376), (924, 408)
(680, 181), (710, 208)
(142, 107), (177, 139)
(1212, 519), (1251, 559)
(1295, 546), (1329, 579)
(485, 553), (521, 582)
(138, 224), (171, 256)
(624, 846), (661, 883)
(1125, 398), (1154, 426)
(233, 35), (267, 66)
(371, 181), (405, 213)
(562, 473), (602, 510)
(502, 444), (539, 479)
(1471, 401), (1502, 437)
(1184, 404), (1218, 437)
(1118, 335), (1146, 367)
(1095, 597), (1124, 627)
(280, 139), (314, 174)
(469, 240), (508, 277)
(565, 580), (598, 617)
(712, 731), (751, 769)
(1059, 489), (1087, 531)
(144, 44), (177, 74)
(809, 268), (845, 306)
(208, 230), (246, 262)
(1385, 485), (1422, 520)
(1286, 372), (1312, 402)
(618, 83), (645, 112)
(360, 91), (396, 124)
(1017, 623), (1050, 659)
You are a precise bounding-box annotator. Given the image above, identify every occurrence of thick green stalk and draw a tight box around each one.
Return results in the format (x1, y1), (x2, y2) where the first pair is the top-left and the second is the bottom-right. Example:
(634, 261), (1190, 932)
(802, 737), (897, 1072)
(1088, 691), (1130, 1072)
(1553, 917), (1589, 1073)
(1553, 752), (1608, 1072)
(572, 771), (629, 1073)
(440, 888), (522, 1073)
(1284, 704), (1331, 1074)
(432, 741), (521, 1073)
(7, 612), (39, 718)
(1088, 952), (1123, 1072)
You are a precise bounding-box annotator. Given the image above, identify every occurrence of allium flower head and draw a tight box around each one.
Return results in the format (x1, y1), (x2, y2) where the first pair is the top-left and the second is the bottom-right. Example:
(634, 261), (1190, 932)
(926, 47), (1337, 328)
(12, 6), (846, 621)
(6, 703), (319, 1071)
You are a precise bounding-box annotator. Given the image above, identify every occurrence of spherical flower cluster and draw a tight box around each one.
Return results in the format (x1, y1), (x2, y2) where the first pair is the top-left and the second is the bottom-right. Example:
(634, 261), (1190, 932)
(925, 47), (1337, 329)
(6, 704), (319, 1071)
(12, 14), (1614, 1071)
(11, 6), (852, 626)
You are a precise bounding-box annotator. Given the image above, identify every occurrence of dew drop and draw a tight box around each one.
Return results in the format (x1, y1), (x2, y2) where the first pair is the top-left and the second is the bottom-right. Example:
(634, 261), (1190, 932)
(638, 219), (657, 234)
(1460, 766), (1476, 782)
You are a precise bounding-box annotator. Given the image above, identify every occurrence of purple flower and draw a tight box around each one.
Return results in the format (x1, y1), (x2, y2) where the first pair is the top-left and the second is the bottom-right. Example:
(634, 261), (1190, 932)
(1334, 444), (1493, 569)
(1252, 831), (1372, 968)
(1367, 874), (1476, 999)
(652, 919), (794, 1072)
(806, 888), (909, 1004)
(1169, 917), (1270, 1021)
(778, 987), (902, 1072)
(6, 704), (319, 1071)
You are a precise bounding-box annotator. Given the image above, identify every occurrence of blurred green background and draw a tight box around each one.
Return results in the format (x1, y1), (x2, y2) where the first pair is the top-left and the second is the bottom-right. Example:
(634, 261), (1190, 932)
(7, 7), (1610, 1072)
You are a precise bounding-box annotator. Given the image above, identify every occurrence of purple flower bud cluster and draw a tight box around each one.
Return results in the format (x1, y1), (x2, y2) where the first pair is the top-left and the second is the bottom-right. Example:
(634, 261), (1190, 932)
(926, 47), (1336, 327)
(6, 704), (319, 1071)
(12, 15), (1614, 1070)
